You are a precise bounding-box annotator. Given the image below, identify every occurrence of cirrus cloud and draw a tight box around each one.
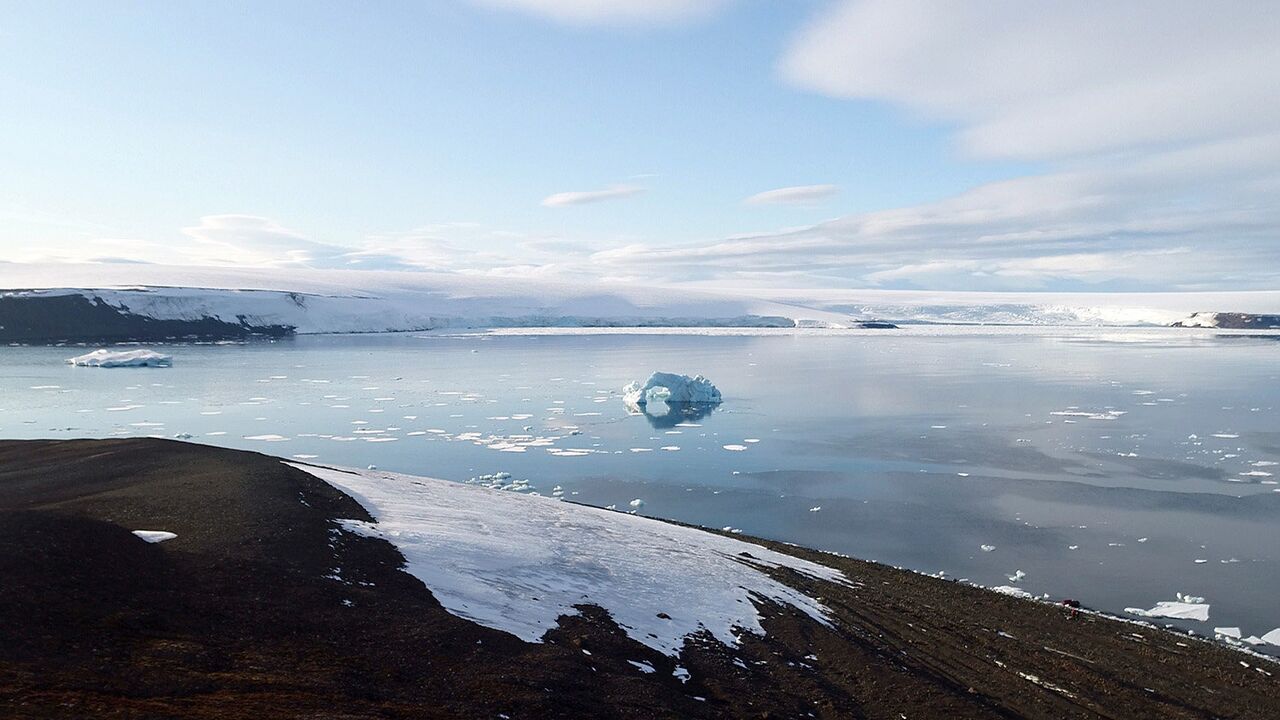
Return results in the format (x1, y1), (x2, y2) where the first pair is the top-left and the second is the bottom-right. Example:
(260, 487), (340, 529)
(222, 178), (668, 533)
(541, 184), (645, 207)
(471, 0), (729, 26)
(744, 184), (838, 206)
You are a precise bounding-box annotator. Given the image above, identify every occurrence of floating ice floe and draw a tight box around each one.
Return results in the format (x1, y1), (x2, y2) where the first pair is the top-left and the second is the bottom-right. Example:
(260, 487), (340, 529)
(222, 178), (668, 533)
(1125, 595), (1210, 621)
(1049, 409), (1126, 421)
(132, 530), (177, 543)
(623, 372), (722, 409)
(290, 462), (846, 657)
(67, 349), (173, 368)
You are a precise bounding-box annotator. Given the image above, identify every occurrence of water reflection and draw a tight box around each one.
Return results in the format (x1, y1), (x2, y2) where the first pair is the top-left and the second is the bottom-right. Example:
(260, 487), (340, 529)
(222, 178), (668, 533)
(628, 401), (719, 429)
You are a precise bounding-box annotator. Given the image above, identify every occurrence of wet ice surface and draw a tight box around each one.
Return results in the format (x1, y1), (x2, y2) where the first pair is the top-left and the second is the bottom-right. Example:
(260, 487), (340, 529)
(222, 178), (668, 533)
(2, 327), (1279, 647)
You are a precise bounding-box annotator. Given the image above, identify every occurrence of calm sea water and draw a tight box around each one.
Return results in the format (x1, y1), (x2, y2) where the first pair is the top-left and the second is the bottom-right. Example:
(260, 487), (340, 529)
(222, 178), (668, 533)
(3, 327), (1278, 643)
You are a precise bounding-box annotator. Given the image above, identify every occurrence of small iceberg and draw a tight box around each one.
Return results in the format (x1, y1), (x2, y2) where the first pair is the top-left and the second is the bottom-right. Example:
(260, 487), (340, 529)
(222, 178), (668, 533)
(67, 349), (173, 368)
(623, 373), (722, 429)
(623, 372), (721, 408)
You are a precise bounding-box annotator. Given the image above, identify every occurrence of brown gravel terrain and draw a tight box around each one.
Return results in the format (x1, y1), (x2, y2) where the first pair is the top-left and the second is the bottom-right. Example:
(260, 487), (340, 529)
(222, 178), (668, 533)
(1, 438), (1276, 719)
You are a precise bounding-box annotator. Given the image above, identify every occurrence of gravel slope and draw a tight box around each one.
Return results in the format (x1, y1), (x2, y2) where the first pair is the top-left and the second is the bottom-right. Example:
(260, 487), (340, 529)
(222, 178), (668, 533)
(1, 438), (1276, 719)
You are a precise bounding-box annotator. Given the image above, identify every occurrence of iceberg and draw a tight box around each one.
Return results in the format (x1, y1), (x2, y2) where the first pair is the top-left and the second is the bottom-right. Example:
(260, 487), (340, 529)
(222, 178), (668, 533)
(66, 349), (173, 368)
(623, 372), (722, 409)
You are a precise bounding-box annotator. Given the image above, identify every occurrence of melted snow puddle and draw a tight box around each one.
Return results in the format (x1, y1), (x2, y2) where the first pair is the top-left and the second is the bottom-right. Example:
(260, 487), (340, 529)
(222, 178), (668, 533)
(292, 462), (846, 656)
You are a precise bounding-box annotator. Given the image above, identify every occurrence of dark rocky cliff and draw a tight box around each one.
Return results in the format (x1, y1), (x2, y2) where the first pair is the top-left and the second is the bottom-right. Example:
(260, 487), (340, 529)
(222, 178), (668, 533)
(0, 293), (293, 343)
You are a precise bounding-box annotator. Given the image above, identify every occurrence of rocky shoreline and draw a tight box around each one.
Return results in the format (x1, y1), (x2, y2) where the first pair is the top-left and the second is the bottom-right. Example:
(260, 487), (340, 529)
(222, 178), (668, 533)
(1, 438), (1276, 719)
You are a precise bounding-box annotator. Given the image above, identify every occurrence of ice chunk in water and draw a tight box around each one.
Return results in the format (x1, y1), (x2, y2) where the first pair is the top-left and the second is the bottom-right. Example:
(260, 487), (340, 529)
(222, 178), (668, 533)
(623, 372), (721, 408)
(1125, 600), (1210, 622)
(67, 349), (172, 368)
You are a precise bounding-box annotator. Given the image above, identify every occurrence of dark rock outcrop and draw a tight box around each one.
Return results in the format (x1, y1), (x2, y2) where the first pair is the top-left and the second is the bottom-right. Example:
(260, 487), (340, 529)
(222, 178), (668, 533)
(1172, 312), (1280, 329)
(0, 293), (293, 343)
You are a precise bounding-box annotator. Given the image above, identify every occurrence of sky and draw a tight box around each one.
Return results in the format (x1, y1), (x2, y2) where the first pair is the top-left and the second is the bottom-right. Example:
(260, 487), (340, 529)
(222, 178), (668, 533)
(2, 0), (1278, 292)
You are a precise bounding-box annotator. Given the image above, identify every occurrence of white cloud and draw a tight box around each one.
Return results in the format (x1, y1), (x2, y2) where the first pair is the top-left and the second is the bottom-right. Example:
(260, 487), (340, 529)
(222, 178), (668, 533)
(607, 0), (1276, 290)
(180, 215), (369, 268)
(587, 132), (1280, 290)
(541, 184), (645, 207)
(744, 184), (838, 206)
(781, 0), (1280, 161)
(471, 0), (728, 26)
(11, 2), (1279, 292)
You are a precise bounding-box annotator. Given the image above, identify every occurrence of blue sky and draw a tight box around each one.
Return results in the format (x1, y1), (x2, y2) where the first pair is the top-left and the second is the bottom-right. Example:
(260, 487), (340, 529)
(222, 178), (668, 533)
(2, 1), (1278, 291)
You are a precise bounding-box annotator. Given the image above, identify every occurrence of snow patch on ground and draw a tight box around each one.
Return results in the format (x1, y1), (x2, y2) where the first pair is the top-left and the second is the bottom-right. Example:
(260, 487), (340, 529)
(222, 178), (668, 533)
(66, 349), (172, 368)
(132, 530), (177, 543)
(289, 462), (846, 656)
(990, 585), (1034, 599)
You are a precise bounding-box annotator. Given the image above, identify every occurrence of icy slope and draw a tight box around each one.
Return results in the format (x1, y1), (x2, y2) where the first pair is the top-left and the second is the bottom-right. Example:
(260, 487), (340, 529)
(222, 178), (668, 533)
(291, 462), (847, 656)
(1, 265), (849, 331)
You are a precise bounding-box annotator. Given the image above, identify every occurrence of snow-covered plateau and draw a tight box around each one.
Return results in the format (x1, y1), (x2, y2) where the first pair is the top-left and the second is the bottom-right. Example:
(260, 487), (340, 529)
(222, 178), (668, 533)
(1, 265), (848, 334)
(290, 462), (847, 656)
(4, 264), (1280, 334)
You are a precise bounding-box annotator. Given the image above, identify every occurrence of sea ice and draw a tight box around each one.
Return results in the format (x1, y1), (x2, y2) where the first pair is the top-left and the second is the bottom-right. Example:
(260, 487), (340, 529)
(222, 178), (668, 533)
(1124, 599), (1210, 622)
(67, 349), (173, 368)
